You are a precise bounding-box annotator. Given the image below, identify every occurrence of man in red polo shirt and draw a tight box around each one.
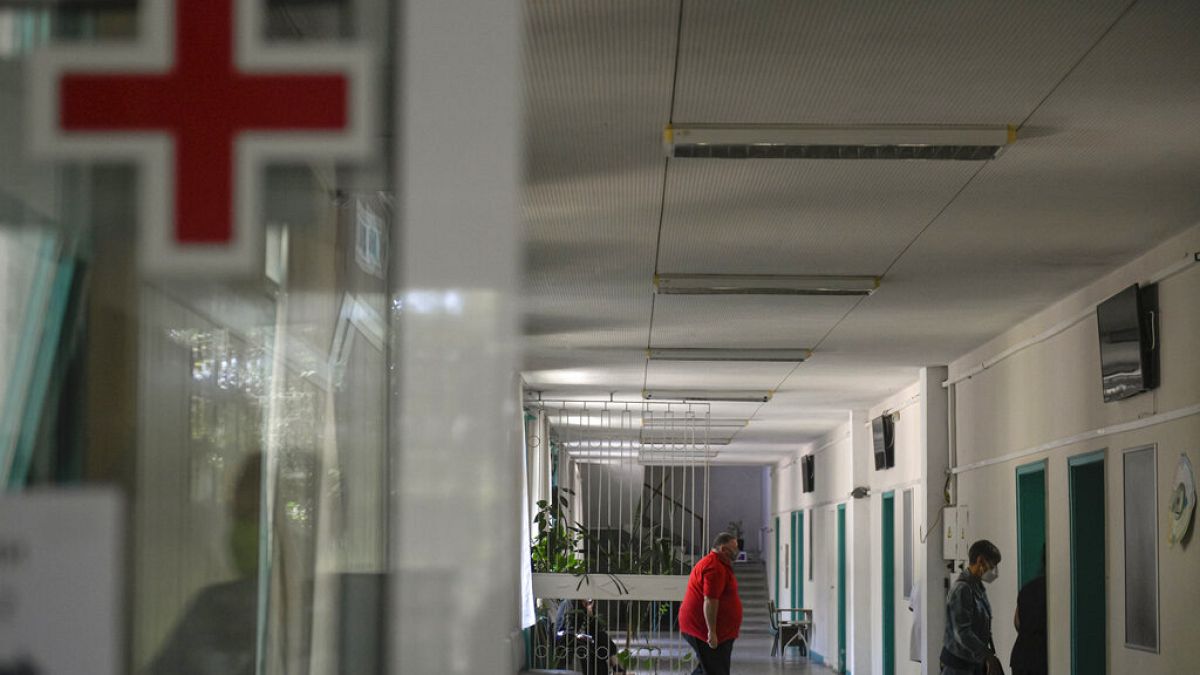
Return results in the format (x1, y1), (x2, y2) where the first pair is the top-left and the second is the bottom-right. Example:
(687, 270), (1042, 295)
(679, 532), (743, 674)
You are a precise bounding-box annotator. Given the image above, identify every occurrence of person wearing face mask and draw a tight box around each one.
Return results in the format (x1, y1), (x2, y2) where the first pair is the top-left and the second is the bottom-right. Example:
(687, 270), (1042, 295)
(146, 453), (262, 675)
(678, 532), (743, 675)
(940, 539), (1004, 675)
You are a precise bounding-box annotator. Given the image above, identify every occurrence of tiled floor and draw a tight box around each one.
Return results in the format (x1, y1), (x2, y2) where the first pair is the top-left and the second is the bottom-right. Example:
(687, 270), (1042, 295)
(719, 633), (836, 674)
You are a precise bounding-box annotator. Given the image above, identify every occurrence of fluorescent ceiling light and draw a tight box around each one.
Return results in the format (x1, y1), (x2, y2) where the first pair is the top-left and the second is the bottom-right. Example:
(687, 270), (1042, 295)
(564, 439), (729, 449)
(648, 347), (811, 362)
(639, 435), (734, 446)
(655, 274), (879, 296)
(567, 452), (719, 466)
(641, 417), (748, 429)
(664, 124), (1015, 160)
(643, 429), (734, 446)
(639, 450), (720, 461)
(547, 414), (643, 428)
(642, 389), (772, 403)
(565, 446), (722, 457)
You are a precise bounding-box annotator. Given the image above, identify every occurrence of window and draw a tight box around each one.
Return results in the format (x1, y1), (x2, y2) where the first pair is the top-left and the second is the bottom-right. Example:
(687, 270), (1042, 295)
(1123, 445), (1159, 652)
(808, 509), (814, 581)
(903, 488), (914, 599)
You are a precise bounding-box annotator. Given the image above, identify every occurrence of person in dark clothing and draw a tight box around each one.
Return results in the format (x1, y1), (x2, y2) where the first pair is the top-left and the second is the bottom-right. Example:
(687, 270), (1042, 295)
(554, 599), (630, 675)
(146, 454), (262, 675)
(1009, 549), (1047, 675)
(941, 539), (1004, 675)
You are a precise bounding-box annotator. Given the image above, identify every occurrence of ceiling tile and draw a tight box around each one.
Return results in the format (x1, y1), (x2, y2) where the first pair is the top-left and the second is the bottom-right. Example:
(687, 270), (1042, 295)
(673, 0), (1131, 124)
(651, 294), (856, 348)
(645, 359), (795, 391)
(657, 160), (979, 275)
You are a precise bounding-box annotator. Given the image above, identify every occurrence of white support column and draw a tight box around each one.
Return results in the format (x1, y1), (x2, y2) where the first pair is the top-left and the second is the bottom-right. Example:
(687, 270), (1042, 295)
(389, 1), (522, 673)
(848, 410), (873, 675)
(918, 367), (950, 675)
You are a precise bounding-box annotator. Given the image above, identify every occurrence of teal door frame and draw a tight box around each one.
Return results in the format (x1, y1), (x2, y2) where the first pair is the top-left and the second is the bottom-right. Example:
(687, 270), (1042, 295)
(1069, 450), (1107, 675)
(775, 515), (781, 606)
(1016, 460), (1048, 588)
(793, 509), (804, 610)
(882, 491), (896, 675)
(837, 503), (847, 673)
(790, 511), (798, 609)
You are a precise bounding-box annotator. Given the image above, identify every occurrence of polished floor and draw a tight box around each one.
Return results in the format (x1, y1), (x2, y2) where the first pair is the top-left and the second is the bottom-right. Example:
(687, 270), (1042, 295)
(720, 633), (836, 675)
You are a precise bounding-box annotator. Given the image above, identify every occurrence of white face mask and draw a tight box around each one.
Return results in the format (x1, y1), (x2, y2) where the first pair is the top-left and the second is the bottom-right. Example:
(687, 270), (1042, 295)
(982, 563), (999, 584)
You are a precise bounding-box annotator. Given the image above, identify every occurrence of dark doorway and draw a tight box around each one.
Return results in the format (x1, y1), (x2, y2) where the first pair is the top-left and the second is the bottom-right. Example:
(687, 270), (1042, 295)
(1069, 451), (1106, 675)
(882, 491), (895, 675)
(1016, 461), (1047, 588)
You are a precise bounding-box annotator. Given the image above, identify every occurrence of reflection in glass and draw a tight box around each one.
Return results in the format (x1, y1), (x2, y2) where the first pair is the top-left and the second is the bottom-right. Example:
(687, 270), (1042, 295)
(0, 2), (394, 673)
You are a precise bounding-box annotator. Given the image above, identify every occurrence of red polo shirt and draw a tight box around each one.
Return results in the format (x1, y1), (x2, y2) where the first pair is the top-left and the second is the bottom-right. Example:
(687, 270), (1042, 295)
(679, 551), (743, 643)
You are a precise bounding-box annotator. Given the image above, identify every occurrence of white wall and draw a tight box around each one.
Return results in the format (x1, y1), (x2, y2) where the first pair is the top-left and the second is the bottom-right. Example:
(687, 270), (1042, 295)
(771, 415), (855, 668)
(771, 225), (1200, 674)
(579, 462), (646, 530)
(772, 400), (931, 674)
(390, 0), (523, 671)
(948, 222), (1200, 675)
(866, 384), (926, 675)
(708, 465), (767, 556)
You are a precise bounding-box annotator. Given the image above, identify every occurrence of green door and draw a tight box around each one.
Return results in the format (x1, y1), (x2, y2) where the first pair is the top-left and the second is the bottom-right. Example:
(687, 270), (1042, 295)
(775, 515), (781, 607)
(882, 492), (895, 675)
(1069, 452), (1106, 675)
(837, 503), (847, 673)
(793, 510), (804, 610)
(1016, 461), (1048, 588)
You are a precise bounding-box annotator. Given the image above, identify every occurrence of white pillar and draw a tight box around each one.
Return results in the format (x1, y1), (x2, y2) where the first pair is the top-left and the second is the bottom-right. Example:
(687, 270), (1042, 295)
(848, 410), (873, 675)
(389, 1), (522, 673)
(918, 367), (950, 675)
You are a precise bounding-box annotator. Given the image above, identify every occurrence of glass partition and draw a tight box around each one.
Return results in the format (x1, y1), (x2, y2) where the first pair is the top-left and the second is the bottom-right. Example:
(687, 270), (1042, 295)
(0, 2), (394, 673)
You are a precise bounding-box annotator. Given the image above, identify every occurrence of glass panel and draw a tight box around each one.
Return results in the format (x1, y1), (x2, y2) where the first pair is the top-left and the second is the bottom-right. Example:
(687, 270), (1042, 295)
(1123, 445), (1159, 652)
(902, 487), (913, 599)
(1016, 462), (1047, 588)
(807, 509), (812, 581)
(0, 3), (394, 674)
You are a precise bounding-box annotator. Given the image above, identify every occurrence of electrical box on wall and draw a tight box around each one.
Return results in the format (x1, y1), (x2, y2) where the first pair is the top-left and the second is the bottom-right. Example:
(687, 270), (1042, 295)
(942, 505), (970, 560)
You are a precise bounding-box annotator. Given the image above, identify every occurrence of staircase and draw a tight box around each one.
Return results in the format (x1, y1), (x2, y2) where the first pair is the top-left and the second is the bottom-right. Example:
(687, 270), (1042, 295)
(732, 560), (772, 636)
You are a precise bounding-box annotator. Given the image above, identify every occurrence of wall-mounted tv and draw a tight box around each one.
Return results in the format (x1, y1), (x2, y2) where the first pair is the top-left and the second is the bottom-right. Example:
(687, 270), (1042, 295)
(872, 414), (895, 470)
(1097, 283), (1159, 403)
(802, 455), (815, 493)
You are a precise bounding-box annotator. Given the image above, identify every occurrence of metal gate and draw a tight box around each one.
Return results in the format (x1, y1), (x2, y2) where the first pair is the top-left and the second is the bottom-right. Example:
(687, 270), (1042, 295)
(525, 399), (713, 674)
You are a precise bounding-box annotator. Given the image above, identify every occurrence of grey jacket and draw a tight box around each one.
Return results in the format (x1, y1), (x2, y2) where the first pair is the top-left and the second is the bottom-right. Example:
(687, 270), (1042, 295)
(942, 569), (994, 665)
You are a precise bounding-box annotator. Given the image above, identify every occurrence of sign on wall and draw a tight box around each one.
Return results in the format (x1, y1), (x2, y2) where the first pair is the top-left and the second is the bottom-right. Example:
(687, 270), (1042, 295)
(28, 0), (376, 277)
(0, 490), (123, 675)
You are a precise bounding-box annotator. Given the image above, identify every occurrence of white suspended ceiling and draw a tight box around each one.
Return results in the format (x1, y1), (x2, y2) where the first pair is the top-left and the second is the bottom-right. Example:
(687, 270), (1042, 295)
(520, 0), (1200, 463)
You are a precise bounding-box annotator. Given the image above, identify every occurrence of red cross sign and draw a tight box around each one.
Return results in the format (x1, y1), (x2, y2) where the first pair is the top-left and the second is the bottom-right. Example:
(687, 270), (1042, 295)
(30, 0), (375, 277)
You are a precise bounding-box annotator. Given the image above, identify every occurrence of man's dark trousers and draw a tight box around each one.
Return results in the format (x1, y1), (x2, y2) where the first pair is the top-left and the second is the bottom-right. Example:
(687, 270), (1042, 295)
(683, 634), (733, 675)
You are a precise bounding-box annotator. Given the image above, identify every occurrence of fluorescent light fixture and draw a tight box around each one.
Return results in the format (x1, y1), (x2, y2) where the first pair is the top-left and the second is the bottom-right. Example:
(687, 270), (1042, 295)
(655, 273), (879, 296)
(641, 417), (749, 429)
(548, 413), (643, 428)
(648, 347), (811, 362)
(642, 389), (772, 403)
(565, 446), (721, 460)
(640, 436), (734, 446)
(639, 450), (719, 462)
(562, 441), (638, 449)
(563, 439), (730, 448)
(664, 124), (1015, 160)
